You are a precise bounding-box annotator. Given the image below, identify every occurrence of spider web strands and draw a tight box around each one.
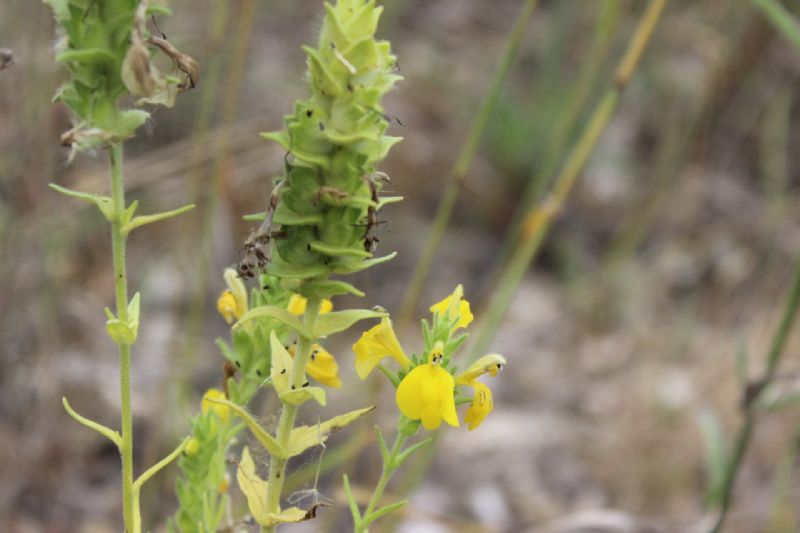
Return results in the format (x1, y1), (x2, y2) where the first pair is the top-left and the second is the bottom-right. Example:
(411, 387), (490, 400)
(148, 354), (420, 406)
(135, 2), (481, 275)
(397, 0), (541, 326)
(466, 0), (669, 363)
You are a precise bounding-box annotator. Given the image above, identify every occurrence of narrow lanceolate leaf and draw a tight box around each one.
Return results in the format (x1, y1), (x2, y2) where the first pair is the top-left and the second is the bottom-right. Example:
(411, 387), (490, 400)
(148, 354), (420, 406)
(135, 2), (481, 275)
(49, 184), (115, 220)
(314, 309), (388, 338)
(122, 203), (195, 235)
(205, 397), (287, 459)
(235, 305), (312, 339)
(287, 406), (375, 458)
(62, 397), (122, 447)
(330, 252), (398, 275)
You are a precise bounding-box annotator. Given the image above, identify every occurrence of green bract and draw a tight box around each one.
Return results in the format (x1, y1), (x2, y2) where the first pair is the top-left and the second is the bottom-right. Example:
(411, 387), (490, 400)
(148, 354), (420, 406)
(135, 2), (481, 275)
(259, 0), (402, 293)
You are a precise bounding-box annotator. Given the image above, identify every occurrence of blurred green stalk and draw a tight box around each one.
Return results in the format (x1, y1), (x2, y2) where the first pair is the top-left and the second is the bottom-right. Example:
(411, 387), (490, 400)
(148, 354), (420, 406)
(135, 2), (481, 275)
(398, 0), (540, 325)
(751, 0), (800, 51)
(467, 0), (667, 361)
(711, 255), (800, 532)
(495, 0), (622, 270)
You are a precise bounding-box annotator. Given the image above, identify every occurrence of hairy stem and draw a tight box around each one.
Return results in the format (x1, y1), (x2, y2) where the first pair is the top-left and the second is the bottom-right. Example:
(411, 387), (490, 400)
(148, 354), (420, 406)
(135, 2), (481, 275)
(109, 142), (135, 533)
(263, 297), (322, 532)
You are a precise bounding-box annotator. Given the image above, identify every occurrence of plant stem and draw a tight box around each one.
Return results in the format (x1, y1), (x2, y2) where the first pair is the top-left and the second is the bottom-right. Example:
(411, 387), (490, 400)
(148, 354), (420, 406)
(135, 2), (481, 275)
(751, 0), (800, 52)
(263, 297), (322, 533)
(109, 142), (135, 533)
(398, 0), (540, 325)
(467, 0), (668, 362)
(357, 431), (408, 532)
(711, 256), (800, 533)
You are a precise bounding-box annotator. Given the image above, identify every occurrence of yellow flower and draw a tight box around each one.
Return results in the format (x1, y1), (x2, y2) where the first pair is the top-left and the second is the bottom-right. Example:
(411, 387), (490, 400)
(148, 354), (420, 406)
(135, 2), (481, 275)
(289, 343), (342, 388)
(353, 317), (411, 379)
(455, 354), (506, 385)
(430, 285), (473, 331)
(184, 437), (200, 456)
(217, 268), (248, 324)
(463, 381), (493, 430)
(455, 354), (506, 430)
(287, 294), (333, 316)
(202, 388), (230, 422)
(395, 347), (459, 430)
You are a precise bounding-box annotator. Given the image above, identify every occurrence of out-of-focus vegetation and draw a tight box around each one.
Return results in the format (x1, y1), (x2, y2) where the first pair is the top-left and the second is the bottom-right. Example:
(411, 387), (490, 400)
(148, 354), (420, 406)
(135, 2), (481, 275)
(2, 0), (800, 531)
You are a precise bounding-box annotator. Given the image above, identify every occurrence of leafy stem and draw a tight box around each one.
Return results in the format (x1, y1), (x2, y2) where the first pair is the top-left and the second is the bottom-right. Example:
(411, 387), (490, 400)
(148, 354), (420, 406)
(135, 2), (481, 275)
(347, 421), (432, 532)
(263, 296), (322, 533)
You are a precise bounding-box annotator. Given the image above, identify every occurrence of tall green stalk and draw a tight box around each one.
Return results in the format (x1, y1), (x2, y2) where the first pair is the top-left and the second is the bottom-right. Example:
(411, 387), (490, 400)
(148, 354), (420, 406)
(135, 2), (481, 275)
(44, 1), (197, 531)
(398, 0), (540, 324)
(109, 142), (135, 533)
(468, 0), (668, 361)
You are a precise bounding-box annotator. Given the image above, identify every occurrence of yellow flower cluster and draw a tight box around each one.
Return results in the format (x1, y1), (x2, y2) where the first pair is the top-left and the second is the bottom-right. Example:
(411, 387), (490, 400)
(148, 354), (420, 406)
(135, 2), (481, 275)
(353, 286), (506, 431)
(216, 273), (343, 389)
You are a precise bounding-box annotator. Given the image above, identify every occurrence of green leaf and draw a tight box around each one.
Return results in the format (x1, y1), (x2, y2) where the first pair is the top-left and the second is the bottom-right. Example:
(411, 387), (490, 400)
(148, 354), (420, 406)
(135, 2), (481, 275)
(270, 331), (293, 395)
(301, 279), (365, 299)
(106, 319), (137, 345)
(237, 447), (271, 525)
(313, 308), (387, 338)
(310, 240), (372, 259)
(62, 397), (122, 447)
(205, 397), (287, 459)
(122, 203), (195, 235)
(287, 406), (375, 457)
(117, 110), (150, 139)
(267, 256), (328, 280)
(698, 409), (728, 507)
(395, 437), (433, 468)
(364, 500), (408, 525)
(56, 48), (116, 65)
(376, 196), (404, 210)
(331, 252), (397, 274)
(127, 292), (141, 330)
(342, 475), (362, 523)
(280, 386), (326, 407)
(49, 184), (115, 220)
(273, 204), (324, 226)
(235, 305), (312, 339)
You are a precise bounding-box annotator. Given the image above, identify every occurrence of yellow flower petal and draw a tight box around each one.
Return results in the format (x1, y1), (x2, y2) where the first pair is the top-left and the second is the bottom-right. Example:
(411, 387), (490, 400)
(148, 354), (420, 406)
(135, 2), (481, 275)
(429, 285), (473, 331)
(224, 268), (248, 317)
(202, 388), (230, 422)
(396, 364), (459, 430)
(184, 437), (200, 456)
(464, 381), (493, 430)
(305, 344), (342, 388)
(217, 290), (239, 324)
(287, 294), (333, 316)
(455, 353), (507, 385)
(353, 317), (410, 379)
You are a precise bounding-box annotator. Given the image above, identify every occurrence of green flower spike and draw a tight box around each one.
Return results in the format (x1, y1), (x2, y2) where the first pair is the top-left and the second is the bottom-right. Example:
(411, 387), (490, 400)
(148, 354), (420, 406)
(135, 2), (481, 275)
(246, 0), (403, 296)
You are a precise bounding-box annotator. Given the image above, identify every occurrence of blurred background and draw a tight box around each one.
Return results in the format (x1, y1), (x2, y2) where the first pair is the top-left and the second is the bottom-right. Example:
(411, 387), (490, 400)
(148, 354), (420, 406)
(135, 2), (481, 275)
(3, 0), (800, 531)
